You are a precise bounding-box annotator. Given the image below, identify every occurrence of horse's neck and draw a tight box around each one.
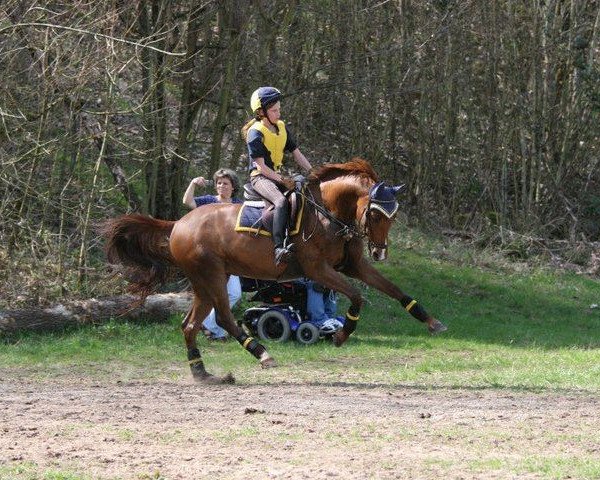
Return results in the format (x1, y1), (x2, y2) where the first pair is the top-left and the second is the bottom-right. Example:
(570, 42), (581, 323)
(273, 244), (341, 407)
(320, 179), (366, 224)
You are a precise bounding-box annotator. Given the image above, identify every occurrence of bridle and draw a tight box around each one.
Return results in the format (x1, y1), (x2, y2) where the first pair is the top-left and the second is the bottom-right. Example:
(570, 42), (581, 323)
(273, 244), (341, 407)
(298, 181), (400, 252)
(298, 186), (364, 242)
(360, 193), (399, 251)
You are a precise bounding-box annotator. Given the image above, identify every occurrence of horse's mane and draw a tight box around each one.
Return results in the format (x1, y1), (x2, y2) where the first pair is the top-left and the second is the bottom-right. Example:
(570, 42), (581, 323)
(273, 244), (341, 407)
(311, 157), (379, 183)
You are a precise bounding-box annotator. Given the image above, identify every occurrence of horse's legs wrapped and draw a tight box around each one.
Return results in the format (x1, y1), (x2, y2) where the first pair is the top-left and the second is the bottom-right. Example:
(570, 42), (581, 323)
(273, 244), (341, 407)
(182, 292), (235, 384)
(181, 298), (212, 379)
(344, 257), (447, 335)
(210, 273), (277, 369)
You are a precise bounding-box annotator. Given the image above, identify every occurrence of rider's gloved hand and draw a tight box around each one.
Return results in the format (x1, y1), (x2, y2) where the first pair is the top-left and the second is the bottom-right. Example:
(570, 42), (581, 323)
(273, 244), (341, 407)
(292, 174), (306, 191)
(279, 176), (295, 191)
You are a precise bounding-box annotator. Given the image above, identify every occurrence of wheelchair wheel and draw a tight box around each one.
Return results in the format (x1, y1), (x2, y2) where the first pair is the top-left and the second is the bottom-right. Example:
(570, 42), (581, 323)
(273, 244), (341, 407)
(295, 322), (319, 345)
(256, 310), (291, 342)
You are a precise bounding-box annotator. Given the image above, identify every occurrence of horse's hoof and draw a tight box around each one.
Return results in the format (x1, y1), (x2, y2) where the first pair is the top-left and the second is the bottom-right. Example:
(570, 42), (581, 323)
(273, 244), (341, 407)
(194, 373), (236, 384)
(221, 373), (236, 384)
(333, 331), (348, 347)
(428, 319), (448, 335)
(260, 357), (277, 369)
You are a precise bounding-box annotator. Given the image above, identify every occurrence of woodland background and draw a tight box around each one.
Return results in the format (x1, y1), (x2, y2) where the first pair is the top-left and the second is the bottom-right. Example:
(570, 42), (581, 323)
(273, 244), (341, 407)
(0, 0), (599, 307)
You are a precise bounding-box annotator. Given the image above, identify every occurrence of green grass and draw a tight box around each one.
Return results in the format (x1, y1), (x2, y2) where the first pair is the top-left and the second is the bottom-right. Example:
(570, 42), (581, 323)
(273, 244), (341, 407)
(1, 230), (600, 392)
(0, 463), (95, 480)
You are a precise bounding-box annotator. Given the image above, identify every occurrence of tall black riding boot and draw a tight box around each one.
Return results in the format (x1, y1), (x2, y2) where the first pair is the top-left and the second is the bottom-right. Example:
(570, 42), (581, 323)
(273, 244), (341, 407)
(272, 202), (292, 265)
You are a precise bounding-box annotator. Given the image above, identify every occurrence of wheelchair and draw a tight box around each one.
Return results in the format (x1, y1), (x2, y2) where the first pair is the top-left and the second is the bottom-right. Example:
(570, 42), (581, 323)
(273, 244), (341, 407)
(238, 278), (342, 345)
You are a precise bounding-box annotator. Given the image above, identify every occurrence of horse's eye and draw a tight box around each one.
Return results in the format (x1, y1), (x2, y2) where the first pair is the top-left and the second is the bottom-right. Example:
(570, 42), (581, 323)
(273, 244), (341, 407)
(370, 212), (383, 223)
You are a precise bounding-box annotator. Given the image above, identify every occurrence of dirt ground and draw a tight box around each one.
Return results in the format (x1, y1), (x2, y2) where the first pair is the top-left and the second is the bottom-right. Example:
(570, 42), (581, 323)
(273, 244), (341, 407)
(1, 374), (598, 480)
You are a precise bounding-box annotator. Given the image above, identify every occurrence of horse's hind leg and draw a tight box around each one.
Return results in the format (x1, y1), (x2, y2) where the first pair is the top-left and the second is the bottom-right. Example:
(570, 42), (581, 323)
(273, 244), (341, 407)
(182, 293), (235, 384)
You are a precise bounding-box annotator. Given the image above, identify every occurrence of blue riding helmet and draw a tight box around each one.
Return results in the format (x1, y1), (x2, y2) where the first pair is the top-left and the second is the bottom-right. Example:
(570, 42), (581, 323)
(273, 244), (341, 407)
(250, 87), (282, 113)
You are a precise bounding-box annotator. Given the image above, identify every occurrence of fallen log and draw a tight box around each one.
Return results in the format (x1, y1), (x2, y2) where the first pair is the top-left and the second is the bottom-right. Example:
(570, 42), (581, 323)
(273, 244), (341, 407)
(0, 292), (193, 335)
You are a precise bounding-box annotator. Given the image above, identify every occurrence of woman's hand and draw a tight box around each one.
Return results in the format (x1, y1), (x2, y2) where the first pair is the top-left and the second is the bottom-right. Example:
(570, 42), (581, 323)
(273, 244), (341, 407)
(183, 177), (205, 209)
(192, 176), (206, 187)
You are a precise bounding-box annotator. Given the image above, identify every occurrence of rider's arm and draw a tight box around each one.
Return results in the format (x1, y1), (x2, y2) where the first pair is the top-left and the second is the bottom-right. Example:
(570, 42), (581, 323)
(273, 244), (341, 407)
(291, 148), (312, 172)
(284, 126), (311, 173)
(254, 157), (284, 184)
(182, 177), (206, 209)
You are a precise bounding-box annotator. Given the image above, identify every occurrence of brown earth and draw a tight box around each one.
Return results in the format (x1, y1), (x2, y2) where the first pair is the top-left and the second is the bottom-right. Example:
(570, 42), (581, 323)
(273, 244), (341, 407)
(1, 373), (598, 480)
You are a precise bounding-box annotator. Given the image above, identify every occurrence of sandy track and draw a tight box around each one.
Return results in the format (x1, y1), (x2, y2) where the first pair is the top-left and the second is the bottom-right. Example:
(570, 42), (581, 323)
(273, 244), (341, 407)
(1, 377), (598, 479)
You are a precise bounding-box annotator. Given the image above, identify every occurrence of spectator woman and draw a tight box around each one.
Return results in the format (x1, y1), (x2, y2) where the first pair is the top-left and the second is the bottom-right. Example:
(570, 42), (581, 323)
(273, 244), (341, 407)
(182, 168), (242, 340)
(182, 167), (242, 208)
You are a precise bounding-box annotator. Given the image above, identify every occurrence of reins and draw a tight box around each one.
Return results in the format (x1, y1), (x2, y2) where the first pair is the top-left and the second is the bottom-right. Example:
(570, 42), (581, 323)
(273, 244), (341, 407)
(296, 183), (366, 243)
(295, 176), (400, 251)
(297, 185), (362, 242)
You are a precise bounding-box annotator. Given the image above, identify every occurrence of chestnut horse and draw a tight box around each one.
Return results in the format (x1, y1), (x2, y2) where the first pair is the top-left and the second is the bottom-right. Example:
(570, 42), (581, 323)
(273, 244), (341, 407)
(102, 159), (446, 383)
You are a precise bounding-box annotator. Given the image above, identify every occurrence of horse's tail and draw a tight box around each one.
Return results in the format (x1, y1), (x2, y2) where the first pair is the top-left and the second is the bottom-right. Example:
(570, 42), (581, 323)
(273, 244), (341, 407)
(100, 214), (176, 299)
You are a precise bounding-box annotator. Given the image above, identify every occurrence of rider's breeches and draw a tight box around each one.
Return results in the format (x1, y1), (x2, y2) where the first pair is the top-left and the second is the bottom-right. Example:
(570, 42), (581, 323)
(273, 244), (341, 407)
(251, 175), (288, 248)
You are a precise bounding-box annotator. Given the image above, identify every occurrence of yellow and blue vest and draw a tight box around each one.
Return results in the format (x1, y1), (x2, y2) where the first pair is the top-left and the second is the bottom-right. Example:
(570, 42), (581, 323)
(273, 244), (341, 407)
(247, 120), (296, 175)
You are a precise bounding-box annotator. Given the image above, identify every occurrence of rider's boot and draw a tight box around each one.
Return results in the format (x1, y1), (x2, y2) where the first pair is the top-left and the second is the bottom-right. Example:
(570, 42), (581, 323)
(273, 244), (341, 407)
(273, 201), (293, 265)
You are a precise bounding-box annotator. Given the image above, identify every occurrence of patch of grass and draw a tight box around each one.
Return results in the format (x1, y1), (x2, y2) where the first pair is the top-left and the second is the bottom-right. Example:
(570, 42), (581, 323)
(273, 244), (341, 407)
(0, 462), (38, 480)
(1, 229), (599, 393)
(116, 429), (136, 442)
(518, 456), (600, 479)
(0, 463), (94, 480)
(468, 455), (600, 480)
(211, 425), (261, 443)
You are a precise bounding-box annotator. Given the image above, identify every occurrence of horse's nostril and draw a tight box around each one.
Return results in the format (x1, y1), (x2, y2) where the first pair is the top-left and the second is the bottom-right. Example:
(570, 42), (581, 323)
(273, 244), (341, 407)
(371, 249), (387, 261)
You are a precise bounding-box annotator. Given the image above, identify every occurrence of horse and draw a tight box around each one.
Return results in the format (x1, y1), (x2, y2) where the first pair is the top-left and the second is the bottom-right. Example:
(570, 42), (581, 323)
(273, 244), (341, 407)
(101, 158), (447, 383)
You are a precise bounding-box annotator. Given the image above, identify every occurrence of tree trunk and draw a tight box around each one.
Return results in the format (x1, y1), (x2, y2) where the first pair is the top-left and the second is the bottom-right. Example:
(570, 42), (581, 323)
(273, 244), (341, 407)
(0, 293), (193, 335)
(169, 2), (204, 220)
(209, 3), (245, 175)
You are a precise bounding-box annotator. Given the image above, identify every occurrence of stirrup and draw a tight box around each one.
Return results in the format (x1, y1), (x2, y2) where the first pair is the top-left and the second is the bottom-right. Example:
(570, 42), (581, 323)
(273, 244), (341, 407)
(274, 244), (293, 266)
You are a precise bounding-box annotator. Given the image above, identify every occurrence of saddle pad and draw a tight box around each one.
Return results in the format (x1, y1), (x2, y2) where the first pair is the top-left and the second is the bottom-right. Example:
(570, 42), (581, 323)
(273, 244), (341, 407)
(235, 194), (305, 237)
(235, 203), (272, 236)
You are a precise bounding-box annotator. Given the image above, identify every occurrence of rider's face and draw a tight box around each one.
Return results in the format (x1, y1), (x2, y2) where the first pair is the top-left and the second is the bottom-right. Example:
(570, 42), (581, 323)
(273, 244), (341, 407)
(265, 101), (281, 123)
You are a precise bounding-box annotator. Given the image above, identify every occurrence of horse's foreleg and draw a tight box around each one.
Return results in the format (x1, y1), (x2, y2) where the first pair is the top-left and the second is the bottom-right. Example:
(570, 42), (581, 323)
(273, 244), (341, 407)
(303, 266), (364, 347)
(218, 315), (277, 369)
(346, 260), (447, 334)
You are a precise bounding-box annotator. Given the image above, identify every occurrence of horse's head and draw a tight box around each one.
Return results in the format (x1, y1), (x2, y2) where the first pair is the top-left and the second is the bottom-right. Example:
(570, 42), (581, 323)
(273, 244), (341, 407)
(312, 158), (404, 261)
(357, 182), (404, 261)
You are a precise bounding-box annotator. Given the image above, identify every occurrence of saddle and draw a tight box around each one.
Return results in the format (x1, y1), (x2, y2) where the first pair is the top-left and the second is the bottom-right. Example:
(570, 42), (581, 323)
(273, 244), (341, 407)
(234, 183), (304, 237)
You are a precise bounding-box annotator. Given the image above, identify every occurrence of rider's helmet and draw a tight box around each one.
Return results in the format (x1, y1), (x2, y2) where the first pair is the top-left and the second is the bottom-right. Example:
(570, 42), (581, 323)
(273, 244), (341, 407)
(250, 87), (282, 115)
(318, 318), (344, 336)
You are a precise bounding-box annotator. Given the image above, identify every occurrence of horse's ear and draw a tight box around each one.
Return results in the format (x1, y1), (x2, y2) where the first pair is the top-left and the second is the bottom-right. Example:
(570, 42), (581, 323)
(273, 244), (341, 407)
(391, 184), (406, 195)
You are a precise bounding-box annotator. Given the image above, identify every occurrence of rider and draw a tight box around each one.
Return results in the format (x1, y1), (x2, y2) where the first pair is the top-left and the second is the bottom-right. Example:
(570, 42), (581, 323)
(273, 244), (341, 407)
(242, 86), (312, 265)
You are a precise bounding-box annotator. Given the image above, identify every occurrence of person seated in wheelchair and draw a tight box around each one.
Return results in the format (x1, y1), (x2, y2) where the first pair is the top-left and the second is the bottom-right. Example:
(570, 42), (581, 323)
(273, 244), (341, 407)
(297, 278), (344, 335)
(240, 277), (343, 343)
